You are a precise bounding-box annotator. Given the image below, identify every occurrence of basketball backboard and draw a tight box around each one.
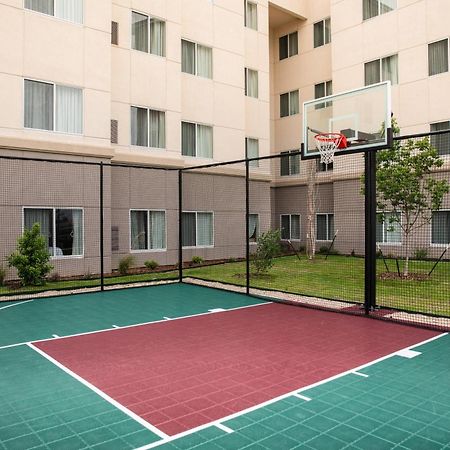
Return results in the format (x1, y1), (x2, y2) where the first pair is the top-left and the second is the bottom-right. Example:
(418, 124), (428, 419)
(302, 81), (392, 160)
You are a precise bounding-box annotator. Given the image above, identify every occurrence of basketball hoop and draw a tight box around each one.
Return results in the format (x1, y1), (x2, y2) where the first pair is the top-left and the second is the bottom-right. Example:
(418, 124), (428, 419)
(314, 133), (347, 165)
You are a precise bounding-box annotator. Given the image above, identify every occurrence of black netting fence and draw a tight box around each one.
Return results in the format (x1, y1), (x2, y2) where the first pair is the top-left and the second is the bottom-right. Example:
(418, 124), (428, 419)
(1, 130), (449, 331)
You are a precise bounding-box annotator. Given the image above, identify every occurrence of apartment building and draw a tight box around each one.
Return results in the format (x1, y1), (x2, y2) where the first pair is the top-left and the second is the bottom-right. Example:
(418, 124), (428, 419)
(0, 0), (449, 279)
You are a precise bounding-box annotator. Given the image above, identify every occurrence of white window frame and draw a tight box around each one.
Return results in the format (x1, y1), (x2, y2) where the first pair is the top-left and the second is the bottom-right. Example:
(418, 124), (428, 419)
(313, 17), (331, 48)
(363, 0), (397, 21)
(181, 38), (213, 79)
(244, 0), (258, 30)
(248, 213), (260, 244)
(376, 212), (402, 245)
(244, 67), (259, 99)
(428, 38), (449, 77)
(430, 121), (450, 157)
(316, 213), (334, 241)
(23, 0), (84, 25)
(364, 54), (398, 86)
(22, 206), (84, 259)
(280, 90), (299, 118)
(431, 209), (450, 247)
(317, 160), (333, 172)
(279, 31), (298, 60)
(130, 104), (166, 149)
(280, 150), (300, 177)
(245, 137), (259, 168)
(181, 121), (214, 159)
(130, 10), (166, 57)
(129, 209), (167, 253)
(182, 211), (215, 249)
(23, 78), (84, 135)
(280, 214), (301, 241)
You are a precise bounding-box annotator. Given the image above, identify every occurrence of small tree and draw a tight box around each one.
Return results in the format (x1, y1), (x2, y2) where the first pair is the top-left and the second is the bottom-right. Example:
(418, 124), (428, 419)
(376, 128), (449, 276)
(306, 160), (318, 260)
(8, 223), (53, 286)
(251, 229), (281, 276)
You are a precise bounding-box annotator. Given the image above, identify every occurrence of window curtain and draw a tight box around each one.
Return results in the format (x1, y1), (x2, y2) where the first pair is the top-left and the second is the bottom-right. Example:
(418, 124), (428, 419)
(182, 212), (196, 247)
(182, 40), (196, 75)
(290, 152), (300, 174)
(131, 211), (148, 250)
(432, 212), (450, 244)
(324, 18), (331, 44)
(280, 152), (290, 176)
(150, 211), (165, 249)
(429, 39), (449, 76)
(246, 138), (259, 167)
(281, 215), (290, 240)
(363, 0), (379, 20)
(365, 60), (381, 86)
(291, 215), (300, 240)
(149, 110), (165, 148)
(132, 12), (148, 52)
(246, 1), (257, 30)
(150, 18), (165, 57)
(197, 45), (212, 78)
(248, 214), (258, 241)
(197, 213), (213, 246)
(328, 215), (335, 240)
(24, 208), (53, 253)
(24, 80), (53, 131)
(55, 85), (83, 134)
(55, 0), (83, 24)
(70, 209), (83, 255)
(246, 69), (258, 98)
(131, 107), (148, 146)
(316, 215), (327, 240)
(380, 0), (396, 14)
(280, 93), (289, 117)
(382, 55), (398, 85)
(25, 0), (54, 15)
(197, 125), (213, 158)
(314, 21), (324, 48)
(279, 35), (288, 60)
(289, 32), (298, 56)
(384, 213), (401, 243)
(182, 122), (196, 156)
(289, 90), (299, 115)
(431, 121), (450, 156)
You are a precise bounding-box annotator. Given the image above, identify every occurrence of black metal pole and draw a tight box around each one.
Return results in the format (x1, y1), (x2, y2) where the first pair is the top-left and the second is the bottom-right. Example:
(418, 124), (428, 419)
(245, 160), (250, 296)
(178, 170), (183, 283)
(325, 230), (338, 260)
(428, 245), (449, 276)
(100, 162), (104, 291)
(364, 151), (377, 313)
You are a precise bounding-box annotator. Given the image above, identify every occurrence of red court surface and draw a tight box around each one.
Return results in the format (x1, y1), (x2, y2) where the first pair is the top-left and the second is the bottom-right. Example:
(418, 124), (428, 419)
(35, 303), (438, 436)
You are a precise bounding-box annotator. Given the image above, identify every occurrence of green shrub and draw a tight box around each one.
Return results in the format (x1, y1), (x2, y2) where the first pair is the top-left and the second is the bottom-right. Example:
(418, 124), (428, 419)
(0, 264), (6, 286)
(228, 257), (237, 263)
(48, 272), (60, 282)
(118, 255), (135, 275)
(144, 260), (159, 270)
(251, 229), (281, 275)
(7, 223), (53, 286)
(414, 248), (428, 261)
(318, 245), (339, 256)
(191, 256), (204, 265)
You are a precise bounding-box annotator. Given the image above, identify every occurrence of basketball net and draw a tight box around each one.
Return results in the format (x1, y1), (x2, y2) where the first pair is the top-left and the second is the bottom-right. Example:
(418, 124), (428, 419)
(314, 133), (345, 165)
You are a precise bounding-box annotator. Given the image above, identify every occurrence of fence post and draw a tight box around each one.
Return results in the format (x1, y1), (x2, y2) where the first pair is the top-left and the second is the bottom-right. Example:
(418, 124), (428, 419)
(100, 161), (104, 291)
(178, 170), (183, 283)
(245, 160), (250, 295)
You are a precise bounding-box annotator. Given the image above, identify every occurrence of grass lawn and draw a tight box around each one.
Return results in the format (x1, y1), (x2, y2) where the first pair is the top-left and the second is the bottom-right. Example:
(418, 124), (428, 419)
(185, 255), (450, 317)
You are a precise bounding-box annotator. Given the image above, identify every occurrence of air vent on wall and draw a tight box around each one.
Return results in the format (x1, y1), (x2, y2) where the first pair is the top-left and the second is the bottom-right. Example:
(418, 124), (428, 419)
(111, 119), (118, 144)
(111, 21), (119, 45)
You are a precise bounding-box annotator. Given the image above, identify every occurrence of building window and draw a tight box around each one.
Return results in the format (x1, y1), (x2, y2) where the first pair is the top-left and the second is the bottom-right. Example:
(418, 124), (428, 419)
(181, 122), (213, 158)
(24, 207), (83, 257)
(281, 215), (301, 240)
(315, 80), (333, 109)
(131, 106), (165, 148)
(376, 212), (401, 244)
(431, 121), (450, 156)
(24, 79), (83, 134)
(245, 68), (259, 98)
(181, 39), (213, 79)
(316, 213), (334, 240)
(317, 160), (333, 172)
(130, 210), (166, 251)
(25, 0), (83, 24)
(432, 211), (450, 244)
(280, 90), (299, 118)
(363, 0), (397, 21)
(248, 214), (259, 242)
(428, 39), (449, 76)
(246, 138), (259, 167)
(280, 150), (300, 176)
(245, 0), (257, 30)
(279, 32), (298, 60)
(182, 212), (214, 247)
(131, 12), (166, 57)
(314, 18), (331, 48)
(365, 54), (398, 86)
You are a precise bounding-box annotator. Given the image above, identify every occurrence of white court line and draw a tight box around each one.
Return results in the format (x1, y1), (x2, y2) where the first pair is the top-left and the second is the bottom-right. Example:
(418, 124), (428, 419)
(215, 423), (234, 434)
(112, 325), (120, 329)
(0, 301), (269, 351)
(134, 332), (448, 450)
(0, 299), (33, 311)
(52, 335), (60, 338)
(352, 371), (369, 378)
(163, 317), (172, 321)
(293, 393), (312, 401)
(27, 343), (169, 440)
(396, 349), (422, 359)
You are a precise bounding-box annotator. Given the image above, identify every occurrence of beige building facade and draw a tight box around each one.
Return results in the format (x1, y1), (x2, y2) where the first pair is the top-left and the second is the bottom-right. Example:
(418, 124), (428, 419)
(0, 0), (449, 278)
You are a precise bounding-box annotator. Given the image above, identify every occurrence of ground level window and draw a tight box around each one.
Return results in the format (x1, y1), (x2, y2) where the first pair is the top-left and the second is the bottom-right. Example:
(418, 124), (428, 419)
(182, 212), (214, 247)
(430, 121), (450, 156)
(432, 211), (450, 244)
(316, 213), (334, 241)
(24, 207), (83, 257)
(376, 212), (401, 244)
(248, 214), (259, 242)
(281, 214), (300, 240)
(130, 210), (166, 251)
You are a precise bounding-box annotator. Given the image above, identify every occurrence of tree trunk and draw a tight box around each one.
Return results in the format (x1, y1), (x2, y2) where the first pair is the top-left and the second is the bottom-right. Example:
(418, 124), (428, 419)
(306, 160), (317, 260)
(403, 230), (410, 277)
